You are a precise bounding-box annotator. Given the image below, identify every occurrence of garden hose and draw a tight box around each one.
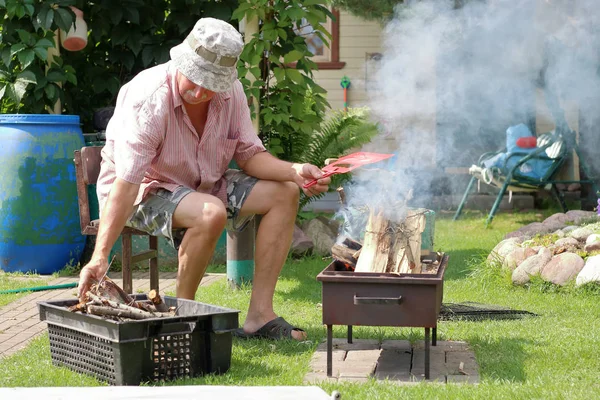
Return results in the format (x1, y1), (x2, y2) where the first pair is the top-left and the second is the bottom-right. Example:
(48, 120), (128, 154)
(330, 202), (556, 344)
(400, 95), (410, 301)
(0, 282), (77, 295)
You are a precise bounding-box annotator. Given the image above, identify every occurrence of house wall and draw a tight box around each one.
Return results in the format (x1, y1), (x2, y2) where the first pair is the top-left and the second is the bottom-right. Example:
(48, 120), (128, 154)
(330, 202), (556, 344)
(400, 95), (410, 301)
(311, 11), (384, 111)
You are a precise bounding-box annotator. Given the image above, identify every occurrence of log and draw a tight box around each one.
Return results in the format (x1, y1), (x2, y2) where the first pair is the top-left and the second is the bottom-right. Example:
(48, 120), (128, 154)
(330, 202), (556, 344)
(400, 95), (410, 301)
(393, 210), (426, 274)
(354, 208), (393, 273)
(331, 244), (358, 268)
(148, 289), (169, 312)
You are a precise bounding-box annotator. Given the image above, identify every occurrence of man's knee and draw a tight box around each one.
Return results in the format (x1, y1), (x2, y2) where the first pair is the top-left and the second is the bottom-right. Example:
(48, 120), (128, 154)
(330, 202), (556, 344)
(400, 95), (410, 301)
(281, 181), (300, 204)
(201, 202), (227, 232)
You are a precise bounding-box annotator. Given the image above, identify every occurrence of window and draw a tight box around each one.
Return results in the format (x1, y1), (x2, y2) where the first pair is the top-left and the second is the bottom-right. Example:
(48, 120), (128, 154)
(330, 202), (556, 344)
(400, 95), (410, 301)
(296, 9), (345, 69)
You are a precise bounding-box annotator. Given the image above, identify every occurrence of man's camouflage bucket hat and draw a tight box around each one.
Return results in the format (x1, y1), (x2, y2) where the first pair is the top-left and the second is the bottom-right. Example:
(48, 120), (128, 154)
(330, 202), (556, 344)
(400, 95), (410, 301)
(170, 18), (243, 93)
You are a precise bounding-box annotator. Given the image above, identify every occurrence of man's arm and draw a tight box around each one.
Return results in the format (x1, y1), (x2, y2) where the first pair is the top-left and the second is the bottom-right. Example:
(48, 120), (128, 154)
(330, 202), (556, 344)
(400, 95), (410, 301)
(237, 151), (330, 196)
(78, 178), (139, 298)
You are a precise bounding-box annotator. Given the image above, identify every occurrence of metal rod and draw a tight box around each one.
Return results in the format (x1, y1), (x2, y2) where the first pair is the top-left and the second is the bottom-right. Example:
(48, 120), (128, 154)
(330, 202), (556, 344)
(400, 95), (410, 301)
(327, 325), (333, 377)
(432, 326), (437, 346)
(424, 327), (430, 380)
(347, 325), (352, 344)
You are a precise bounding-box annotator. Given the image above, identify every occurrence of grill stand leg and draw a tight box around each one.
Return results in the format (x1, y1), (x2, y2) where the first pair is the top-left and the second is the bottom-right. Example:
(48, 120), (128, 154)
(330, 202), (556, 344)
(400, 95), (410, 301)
(347, 325), (352, 343)
(327, 324), (333, 377)
(424, 327), (430, 380)
(432, 326), (437, 346)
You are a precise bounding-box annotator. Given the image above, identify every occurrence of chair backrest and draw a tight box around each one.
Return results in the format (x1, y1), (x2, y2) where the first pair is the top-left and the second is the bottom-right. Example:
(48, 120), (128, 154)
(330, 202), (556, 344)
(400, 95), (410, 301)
(74, 146), (103, 233)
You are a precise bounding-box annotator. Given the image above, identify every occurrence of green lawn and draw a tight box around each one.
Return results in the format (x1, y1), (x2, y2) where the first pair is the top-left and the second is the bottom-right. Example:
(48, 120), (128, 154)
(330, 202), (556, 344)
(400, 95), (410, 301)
(1, 210), (600, 399)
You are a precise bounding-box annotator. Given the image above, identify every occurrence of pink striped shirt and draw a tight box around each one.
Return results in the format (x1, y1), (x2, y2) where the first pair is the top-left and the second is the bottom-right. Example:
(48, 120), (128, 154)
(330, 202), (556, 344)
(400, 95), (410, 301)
(96, 61), (265, 209)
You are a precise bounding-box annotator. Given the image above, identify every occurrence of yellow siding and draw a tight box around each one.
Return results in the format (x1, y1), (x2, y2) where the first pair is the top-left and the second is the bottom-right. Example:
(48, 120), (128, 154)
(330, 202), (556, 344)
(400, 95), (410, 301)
(311, 11), (384, 111)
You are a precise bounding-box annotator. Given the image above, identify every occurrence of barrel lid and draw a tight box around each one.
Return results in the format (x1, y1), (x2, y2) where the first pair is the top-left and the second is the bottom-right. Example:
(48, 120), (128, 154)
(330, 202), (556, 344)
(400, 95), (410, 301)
(0, 114), (80, 124)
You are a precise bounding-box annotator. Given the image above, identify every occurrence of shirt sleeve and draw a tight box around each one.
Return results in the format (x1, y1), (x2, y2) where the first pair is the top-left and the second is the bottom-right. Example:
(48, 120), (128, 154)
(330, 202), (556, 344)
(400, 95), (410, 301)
(230, 81), (266, 162)
(111, 85), (165, 184)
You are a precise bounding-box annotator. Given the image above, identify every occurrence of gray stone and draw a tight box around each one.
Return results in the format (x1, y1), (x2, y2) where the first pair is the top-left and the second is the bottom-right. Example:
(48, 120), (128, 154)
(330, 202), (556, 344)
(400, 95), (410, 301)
(540, 252), (585, 286)
(291, 224), (313, 255)
(303, 218), (336, 256)
(488, 238), (522, 264)
(586, 233), (600, 245)
(584, 241), (600, 252)
(553, 229), (566, 238)
(543, 213), (570, 225)
(503, 247), (537, 271)
(576, 255), (600, 286)
(565, 210), (598, 225)
(569, 227), (594, 242)
(512, 247), (552, 285)
(562, 225), (578, 234)
(555, 237), (579, 247)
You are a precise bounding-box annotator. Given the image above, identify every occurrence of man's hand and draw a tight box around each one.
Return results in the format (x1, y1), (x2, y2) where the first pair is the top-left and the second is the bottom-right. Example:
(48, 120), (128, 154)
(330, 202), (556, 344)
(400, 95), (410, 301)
(293, 163), (331, 196)
(77, 257), (109, 300)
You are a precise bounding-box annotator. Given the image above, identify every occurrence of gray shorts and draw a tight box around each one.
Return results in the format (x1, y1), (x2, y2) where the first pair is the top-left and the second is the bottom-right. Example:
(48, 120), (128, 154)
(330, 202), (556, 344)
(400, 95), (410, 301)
(126, 169), (258, 249)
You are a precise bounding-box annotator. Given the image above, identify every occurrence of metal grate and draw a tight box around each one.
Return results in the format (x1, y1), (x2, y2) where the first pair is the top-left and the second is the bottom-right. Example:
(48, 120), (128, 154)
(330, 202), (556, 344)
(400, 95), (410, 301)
(48, 325), (117, 384)
(152, 334), (193, 381)
(440, 302), (537, 321)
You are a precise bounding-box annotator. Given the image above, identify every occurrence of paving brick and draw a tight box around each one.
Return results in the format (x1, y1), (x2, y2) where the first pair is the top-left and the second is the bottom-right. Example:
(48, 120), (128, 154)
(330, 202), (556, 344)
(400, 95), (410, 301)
(316, 338), (379, 352)
(374, 348), (412, 378)
(381, 340), (411, 351)
(338, 362), (377, 377)
(411, 349), (447, 377)
(446, 351), (479, 376)
(310, 349), (346, 364)
(413, 340), (470, 352)
(344, 349), (381, 363)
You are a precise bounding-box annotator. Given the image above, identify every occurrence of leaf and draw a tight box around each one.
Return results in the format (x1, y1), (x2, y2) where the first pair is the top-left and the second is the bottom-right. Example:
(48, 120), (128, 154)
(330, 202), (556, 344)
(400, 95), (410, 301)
(283, 50), (303, 64)
(54, 7), (74, 32)
(14, 80), (29, 102)
(110, 8), (123, 25)
(24, 3), (34, 16)
(17, 49), (35, 69)
(125, 7), (140, 24)
(35, 38), (54, 49)
(10, 44), (26, 57)
(1, 48), (13, 68)
(44, 83), (57, 101)
(17, 70), (37, 85)
(33, 47), (48, 61)
(273, 67), (285, 82)
(0, 85), (6, 100)
(141, 46), (154, 67)
(35, 7), (52, 30)
(302, 0), (328, 5)
(250, 67), (261, 80)
(47, 70), (66, 83)
(285, 68), (304, 84)
(16, 29), (32, 45)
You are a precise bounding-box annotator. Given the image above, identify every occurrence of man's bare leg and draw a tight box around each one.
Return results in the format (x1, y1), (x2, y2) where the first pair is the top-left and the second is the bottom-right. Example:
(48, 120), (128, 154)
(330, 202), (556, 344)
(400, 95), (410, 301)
(237, 180), (306, 340)
(172, 192), (227, 299)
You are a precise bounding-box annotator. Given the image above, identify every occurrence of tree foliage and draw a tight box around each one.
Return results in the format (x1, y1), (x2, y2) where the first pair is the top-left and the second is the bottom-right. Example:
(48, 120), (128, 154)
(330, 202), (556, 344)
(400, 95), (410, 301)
(233, 0), (332, 162)
(0, 0), (238, 130)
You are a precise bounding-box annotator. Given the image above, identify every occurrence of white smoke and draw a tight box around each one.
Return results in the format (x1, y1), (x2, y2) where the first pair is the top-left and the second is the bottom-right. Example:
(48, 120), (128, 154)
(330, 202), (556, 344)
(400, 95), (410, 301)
(337, 0), (600, 236)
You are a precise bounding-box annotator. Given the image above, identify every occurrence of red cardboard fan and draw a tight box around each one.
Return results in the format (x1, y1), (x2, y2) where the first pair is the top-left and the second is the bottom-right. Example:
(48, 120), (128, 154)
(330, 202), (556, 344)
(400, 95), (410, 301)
(303, 151), (394, 188)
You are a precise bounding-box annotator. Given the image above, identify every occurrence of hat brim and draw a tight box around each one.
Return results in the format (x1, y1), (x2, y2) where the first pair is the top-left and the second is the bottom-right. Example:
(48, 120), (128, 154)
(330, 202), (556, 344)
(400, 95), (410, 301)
(170, 42), (237, 93)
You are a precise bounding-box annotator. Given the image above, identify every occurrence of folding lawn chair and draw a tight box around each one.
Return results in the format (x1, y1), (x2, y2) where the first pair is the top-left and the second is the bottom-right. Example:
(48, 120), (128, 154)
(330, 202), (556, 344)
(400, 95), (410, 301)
(453, 124), (599, 225)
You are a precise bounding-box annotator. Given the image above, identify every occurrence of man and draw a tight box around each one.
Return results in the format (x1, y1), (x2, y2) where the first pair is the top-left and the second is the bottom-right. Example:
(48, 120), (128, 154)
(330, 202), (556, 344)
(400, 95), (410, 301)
(77, 18), (330, 341)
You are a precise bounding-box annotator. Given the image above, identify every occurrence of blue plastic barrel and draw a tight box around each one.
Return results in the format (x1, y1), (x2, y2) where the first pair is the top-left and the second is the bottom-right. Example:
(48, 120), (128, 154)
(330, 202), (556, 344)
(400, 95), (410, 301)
(0, 114), (86, 274)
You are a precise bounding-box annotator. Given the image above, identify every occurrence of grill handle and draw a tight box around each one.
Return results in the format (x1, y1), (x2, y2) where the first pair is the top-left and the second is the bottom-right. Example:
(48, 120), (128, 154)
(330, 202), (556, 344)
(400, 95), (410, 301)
(353, 295), (403, 305)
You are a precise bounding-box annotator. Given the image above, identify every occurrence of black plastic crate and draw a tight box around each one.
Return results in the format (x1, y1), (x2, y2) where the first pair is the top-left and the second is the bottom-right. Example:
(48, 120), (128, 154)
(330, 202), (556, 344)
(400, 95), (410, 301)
(38, 295), (239, 385)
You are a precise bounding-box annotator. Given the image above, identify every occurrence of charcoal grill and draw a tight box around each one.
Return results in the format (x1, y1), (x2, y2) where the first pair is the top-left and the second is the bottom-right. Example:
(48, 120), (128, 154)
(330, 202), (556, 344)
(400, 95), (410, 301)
(316, 252), (448, 380)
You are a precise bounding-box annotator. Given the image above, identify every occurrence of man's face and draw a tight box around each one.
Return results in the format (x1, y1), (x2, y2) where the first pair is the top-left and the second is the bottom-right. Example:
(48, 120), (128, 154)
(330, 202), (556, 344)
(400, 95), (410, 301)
(177, 72), (216, 105)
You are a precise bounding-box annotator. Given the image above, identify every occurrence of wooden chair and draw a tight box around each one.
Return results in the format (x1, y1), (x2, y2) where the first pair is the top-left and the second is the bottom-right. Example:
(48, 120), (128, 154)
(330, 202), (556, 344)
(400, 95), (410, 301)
(74, 146), (159, 294)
